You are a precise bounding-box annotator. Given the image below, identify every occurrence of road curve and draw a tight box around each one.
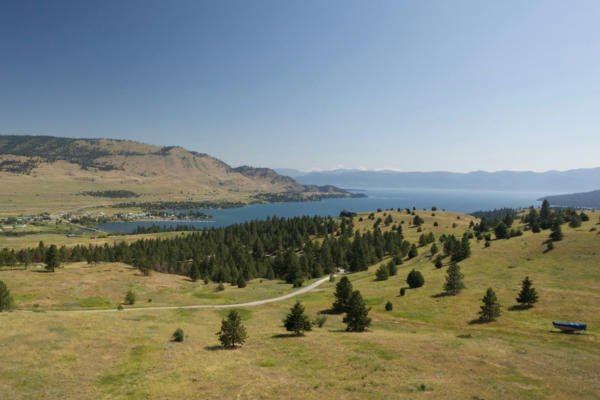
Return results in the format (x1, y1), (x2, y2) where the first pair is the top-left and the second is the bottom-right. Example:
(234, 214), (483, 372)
(62, 275), (334, 313)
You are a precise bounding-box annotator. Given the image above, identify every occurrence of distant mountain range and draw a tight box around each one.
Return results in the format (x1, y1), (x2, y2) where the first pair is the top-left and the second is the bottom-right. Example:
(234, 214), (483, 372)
(276, 168), (600, 193)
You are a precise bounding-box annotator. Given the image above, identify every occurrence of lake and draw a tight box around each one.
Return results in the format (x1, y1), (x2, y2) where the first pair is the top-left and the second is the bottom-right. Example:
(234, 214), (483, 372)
(97, 187), (553, 233)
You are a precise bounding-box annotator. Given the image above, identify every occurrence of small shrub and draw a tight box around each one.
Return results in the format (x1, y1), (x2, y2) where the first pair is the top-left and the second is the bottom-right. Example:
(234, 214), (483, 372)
(329, 274), (335, 282)
(385, 301), (393, 311)
(484, 241), (491, 248)
(117, 304), (123, 311)
(216, 282), (225, 292)
(124, 290), (136, 305)
(400, 288), (406, 296)
(315, 315), (327, 328)
(406, 269), (424, 288)
(376, 264), (389, 281)
(172, 328), (184, 342)
(293, 278), (304, 288)
(435, 259), (443, 269)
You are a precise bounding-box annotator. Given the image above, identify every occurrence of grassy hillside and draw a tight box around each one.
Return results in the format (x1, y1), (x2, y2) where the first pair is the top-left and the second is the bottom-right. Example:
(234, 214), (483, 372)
(0, 135), (355, 215)
(0, 210), (599, 399)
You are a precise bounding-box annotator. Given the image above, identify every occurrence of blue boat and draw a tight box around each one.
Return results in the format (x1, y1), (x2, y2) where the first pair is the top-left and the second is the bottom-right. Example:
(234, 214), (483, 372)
(553, 321), (587, 332)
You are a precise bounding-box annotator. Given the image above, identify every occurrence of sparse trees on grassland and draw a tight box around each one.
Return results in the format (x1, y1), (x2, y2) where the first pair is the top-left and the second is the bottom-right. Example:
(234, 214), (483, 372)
(516, 276), (538, 307)
(217, 310), (247, 348)
(444, 262), (465, 295)
(343, 290), (371, 332)
(478, 288), (501, 322)
(283, 301), (312, 335)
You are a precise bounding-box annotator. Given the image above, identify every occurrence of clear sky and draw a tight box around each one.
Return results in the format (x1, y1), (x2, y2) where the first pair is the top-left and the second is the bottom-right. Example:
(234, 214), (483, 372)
(1, 0), (599, 172)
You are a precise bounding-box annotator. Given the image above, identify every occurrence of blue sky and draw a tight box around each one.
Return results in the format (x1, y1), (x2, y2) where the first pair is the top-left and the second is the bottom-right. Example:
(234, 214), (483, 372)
(1, 0), (599, 172)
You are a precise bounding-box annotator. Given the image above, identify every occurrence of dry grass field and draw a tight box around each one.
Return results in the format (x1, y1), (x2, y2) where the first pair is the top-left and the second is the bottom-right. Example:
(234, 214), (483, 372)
(1, 210), (599, 399)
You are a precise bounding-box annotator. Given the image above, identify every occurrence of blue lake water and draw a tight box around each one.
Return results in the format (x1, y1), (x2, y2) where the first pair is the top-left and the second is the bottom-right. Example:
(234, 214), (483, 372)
(97, 187), (553, 233)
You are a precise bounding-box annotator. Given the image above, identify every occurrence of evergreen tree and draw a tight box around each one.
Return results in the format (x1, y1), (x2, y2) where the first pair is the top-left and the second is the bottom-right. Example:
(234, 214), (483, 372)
(332, 276), (353, 313)
(540, 200), (551, 228)
(406, 269), (424, 288)
(217, 310), (248, 348)
(430, 242), (438, 255)
(172, 328), (184, 342)
(283, 301), (312, 335)
(343, 290), (371, 332)
(549, 220), (563, 241)
(443, 262), (465, 295)
(387, 260), (397, 276)
(478, 288), (501, 322)
(385, 301), (393, 311)
(375, 264), (389, 281)
(45, 244), (60, 272)
(237, 275), (247, 288)
(0, 280), (14, 311)
(408, 244), (418, 259)
(516, 276), (538, 307)
(189, 262), (200, 282)
(494, 222), (509, 240)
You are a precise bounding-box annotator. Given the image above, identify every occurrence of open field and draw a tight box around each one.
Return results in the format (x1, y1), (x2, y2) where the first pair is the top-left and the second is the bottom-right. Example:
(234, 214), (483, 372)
(0, 228), (194, 251)
(1, 210), (599, 399)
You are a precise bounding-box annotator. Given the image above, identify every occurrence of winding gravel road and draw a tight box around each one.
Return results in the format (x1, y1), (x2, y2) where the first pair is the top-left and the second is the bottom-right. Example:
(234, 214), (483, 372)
(63, 275), (334, 313)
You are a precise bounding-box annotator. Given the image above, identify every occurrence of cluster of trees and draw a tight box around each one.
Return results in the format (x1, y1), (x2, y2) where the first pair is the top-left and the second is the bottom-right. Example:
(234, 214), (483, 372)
(332, 277), (372, 331)
(523, 201), (588, 238)
(7, 215), (418, 286)
(0, 242), (61, 271)
(81, 190), (139, 198)
(440, 233), (471, 262)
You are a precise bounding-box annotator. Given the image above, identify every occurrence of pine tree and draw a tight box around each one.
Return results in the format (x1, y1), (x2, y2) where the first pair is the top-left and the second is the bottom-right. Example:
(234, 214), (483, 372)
(443, 262), (465, 295)
(237, 275), (247, 288)
(172, 328), (184, 342)
(516, 276), (538, 307)
(217, 310), (247, 348)
(406, 269), (424, 288)
(478, 288), (501, 322)
(430, 242), (438, 255)
(540, 200), (551, 228)
(332, 276), (353, 313)
(343, 290), (371, 332)
(385, 301), (393, 311)
(408, 244), (418, 259)
(45, 244), (60, 272)
(0, 280), (14, 311)
(387, 260), (397, 276)
(189, 262), (200, 282)
(494, 222), (509, 240)
(283, 301), (312, 335)
(375, 264), (389, 281)
(549, 220), (563, 241)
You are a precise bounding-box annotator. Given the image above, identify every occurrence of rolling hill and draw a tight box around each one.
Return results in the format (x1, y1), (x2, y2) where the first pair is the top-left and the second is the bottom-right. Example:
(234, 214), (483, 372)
(0, 135), (356, 214)
(540, 189), (600, 209)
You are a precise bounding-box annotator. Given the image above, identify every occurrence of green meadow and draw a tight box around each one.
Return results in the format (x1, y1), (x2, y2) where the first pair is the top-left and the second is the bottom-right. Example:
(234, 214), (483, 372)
(1, 210), (599, 399)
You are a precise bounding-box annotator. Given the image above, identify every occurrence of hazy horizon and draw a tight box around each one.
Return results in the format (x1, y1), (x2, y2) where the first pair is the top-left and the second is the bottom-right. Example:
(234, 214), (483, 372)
(2, 1), (600, 172)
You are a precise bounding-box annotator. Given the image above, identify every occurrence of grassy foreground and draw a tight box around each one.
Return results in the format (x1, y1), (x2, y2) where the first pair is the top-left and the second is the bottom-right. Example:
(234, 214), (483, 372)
(0, 210), (599, 399)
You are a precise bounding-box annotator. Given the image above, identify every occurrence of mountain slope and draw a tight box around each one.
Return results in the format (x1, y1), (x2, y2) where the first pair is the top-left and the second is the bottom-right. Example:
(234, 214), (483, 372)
(540, 189), (600, 209)
(0, 135), (355, 214)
